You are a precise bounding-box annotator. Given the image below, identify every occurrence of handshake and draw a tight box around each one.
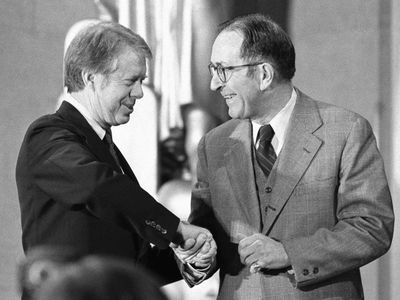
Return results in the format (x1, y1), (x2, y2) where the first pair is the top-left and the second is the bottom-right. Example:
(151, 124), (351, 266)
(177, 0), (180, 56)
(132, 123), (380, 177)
(170, 221), (217, 268)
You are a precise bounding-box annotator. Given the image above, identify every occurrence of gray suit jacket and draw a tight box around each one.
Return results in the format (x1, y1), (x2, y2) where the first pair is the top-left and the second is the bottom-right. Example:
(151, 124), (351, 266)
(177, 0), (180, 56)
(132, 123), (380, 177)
(189, 90), (394, 299)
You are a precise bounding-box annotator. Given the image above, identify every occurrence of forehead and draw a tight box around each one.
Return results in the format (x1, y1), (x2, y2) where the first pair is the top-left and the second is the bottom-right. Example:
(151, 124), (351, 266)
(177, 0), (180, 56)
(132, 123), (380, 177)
(211, 30), (244, 64)
(113, 47), (146, 76)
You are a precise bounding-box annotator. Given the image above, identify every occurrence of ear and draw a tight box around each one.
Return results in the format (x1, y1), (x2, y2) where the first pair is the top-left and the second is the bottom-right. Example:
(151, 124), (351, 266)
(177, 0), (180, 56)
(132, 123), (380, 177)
(259, 63), (274, 90)
(81, 70), (95, 89)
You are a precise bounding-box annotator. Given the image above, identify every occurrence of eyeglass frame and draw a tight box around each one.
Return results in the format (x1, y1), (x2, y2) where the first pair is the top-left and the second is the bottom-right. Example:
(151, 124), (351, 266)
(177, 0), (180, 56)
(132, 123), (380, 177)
(208, 62), (265, 83)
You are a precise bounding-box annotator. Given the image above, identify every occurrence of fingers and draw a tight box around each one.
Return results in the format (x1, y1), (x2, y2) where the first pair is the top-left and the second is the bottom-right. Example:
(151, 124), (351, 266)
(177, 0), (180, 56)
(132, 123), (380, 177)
(184, 233), (209, 257)
(172, 222), (218, 267)
(238, 234), (263, 264)
(239, 239), (262, 265)
(181, 238), (196, 250)
(238, 233), (263, 251)
(238, 234), (269, 271)
(192, 239), (216, 261)
(237, 234), (290, 271)
(177, 221), (212, 247)
(175, 237), (217, 267)
(185, 237), (215, 261)
(189, 239), (217, 267)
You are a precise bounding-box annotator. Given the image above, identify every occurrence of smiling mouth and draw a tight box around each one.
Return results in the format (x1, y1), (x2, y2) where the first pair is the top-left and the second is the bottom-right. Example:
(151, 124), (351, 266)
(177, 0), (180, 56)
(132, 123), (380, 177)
(223, 94), (235, 99)
(123, 102), (135, 109)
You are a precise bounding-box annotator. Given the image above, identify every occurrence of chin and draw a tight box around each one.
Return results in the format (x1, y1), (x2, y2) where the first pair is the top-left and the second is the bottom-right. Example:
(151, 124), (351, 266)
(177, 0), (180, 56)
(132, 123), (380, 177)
(228, 112), (243, 119)
(117, 116), (131, 125)
(228, 106), (245, 119)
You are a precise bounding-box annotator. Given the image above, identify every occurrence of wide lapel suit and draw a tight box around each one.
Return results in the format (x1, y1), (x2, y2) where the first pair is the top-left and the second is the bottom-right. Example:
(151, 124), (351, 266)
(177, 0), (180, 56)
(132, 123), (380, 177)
(16, 101), (182, 283)
(189, 89), (393, 299)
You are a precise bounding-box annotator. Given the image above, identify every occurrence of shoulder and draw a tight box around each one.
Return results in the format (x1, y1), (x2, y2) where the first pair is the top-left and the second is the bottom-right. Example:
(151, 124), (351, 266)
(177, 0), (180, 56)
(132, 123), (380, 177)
(202, 119), (243, 142)
(297, 90), (371, 129)
(24, 112), (84, 147)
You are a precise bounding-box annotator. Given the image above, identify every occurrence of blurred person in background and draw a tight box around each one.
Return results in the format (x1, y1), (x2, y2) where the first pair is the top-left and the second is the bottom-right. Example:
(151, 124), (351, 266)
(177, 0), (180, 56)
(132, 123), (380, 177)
(35, 255), (168, 300)
(17, 246), (81, 300)
(180, 13), (394, 299)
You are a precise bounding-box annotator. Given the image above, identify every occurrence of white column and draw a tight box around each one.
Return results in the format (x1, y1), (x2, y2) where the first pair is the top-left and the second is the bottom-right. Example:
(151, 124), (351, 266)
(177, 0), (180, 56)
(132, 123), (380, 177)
(389, 0), (400, 298)
(118, 0), (130, 27)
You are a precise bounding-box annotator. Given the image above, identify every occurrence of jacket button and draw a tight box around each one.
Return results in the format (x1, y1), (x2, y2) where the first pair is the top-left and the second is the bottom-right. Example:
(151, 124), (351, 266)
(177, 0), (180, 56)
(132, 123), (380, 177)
(265, 187), (272, 193)
(313, 267), (319, 274)
(302, 269), (309, 276)
(145, 220), (151, 225)
(264, 206), (268, 213)
(161, 229), (167, 234)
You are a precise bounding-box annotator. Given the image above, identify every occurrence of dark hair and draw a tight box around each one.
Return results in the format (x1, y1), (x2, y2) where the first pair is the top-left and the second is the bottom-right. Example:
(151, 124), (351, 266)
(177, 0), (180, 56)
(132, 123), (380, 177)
(36, 256), (168, 300)
(64, 22), (152, 92)
(218, 14), (295, 81)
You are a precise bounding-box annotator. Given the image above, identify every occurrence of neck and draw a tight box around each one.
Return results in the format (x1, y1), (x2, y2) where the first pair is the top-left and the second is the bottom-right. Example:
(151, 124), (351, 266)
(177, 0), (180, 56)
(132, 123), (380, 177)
(70, 90), (110, 130)
(253, 82), (293, 125)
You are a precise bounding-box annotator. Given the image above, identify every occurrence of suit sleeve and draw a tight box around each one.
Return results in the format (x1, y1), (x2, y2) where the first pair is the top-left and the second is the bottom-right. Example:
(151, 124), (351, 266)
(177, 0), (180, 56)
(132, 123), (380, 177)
(185, 136), (219, 279)
(282, 116), (394, 286)
(29, 125), (179, 249)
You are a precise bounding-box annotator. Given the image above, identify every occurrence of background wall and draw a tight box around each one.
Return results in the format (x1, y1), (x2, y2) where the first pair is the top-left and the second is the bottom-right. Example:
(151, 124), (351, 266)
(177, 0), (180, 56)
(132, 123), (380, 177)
(0, 1), (97, 299)
(0, 1), (397, 299)
(288, 1), (392, 299)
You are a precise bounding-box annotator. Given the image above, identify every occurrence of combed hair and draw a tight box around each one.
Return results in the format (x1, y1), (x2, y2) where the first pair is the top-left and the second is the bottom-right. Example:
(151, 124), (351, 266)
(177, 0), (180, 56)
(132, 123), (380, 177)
(218, 14), (295, 81)
(64, 22), (152, 92)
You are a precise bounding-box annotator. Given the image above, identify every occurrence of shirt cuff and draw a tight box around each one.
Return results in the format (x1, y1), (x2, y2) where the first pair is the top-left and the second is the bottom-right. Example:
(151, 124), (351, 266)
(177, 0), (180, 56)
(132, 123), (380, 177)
(175, 254), (211, 286)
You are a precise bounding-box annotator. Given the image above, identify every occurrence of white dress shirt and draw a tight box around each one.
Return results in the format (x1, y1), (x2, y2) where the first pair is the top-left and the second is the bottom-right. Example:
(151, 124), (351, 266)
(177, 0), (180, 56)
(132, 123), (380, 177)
(252, 88), (297, 156)
(63, 93), (106, 140)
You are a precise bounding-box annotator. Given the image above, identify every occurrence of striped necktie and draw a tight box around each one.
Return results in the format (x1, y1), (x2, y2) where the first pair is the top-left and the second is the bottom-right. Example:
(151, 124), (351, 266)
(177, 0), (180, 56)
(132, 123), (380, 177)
(255, 125), (277, 177)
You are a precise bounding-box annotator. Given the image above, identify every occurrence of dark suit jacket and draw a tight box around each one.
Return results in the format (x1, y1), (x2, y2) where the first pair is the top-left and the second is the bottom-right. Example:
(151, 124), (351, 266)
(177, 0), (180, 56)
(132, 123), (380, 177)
(16, 101), (181, 283)
(189, 89), (394, 299)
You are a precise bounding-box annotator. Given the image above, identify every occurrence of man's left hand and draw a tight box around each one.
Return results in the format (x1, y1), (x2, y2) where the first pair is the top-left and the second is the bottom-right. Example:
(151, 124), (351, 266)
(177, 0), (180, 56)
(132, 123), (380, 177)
(238, 233), (290, 272)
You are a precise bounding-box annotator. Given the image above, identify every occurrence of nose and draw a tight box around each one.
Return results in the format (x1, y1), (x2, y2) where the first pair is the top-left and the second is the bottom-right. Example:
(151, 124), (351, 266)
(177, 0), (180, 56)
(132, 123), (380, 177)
(210, 73), (223, 92)
(130, 81), (144, 99)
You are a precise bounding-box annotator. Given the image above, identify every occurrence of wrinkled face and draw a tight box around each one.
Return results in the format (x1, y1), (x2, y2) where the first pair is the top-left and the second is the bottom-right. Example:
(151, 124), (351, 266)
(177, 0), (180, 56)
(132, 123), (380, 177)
(210, 31), (265, 120)
(90, 47), (147, 128)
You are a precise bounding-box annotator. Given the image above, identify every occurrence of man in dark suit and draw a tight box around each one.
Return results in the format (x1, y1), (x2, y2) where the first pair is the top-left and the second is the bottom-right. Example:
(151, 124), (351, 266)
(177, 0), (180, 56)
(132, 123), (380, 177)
(15, 21), (216, 290)
(181, 14), (394, 299)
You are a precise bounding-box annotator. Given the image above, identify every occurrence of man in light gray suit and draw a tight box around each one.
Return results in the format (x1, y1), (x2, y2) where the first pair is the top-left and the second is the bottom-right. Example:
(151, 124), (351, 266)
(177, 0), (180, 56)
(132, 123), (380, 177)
(183, 14), (394, 299)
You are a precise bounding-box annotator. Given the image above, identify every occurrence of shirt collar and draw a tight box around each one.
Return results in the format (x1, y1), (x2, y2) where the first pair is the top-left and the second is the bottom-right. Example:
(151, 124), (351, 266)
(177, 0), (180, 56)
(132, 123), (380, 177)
(63, 93), (106, 140)
(252, 88), (297, 155)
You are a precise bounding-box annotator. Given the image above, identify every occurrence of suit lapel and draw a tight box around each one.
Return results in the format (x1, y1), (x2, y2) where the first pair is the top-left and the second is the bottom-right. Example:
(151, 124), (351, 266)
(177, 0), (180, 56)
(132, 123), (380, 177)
(262, 91), (323, 234)
(57, 101), (122, 173)
(114, 146), (138, 182)
(224, 120), (262, 232)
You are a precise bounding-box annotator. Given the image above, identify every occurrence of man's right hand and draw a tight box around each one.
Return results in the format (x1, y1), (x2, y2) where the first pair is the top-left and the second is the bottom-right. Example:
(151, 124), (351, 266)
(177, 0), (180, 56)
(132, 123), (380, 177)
(171, 221), (217, 266)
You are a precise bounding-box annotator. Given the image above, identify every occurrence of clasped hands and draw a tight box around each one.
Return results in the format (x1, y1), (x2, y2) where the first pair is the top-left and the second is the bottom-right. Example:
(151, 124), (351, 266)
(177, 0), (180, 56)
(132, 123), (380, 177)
(237, 233), (290, 273)
(171, 221), (217, 268)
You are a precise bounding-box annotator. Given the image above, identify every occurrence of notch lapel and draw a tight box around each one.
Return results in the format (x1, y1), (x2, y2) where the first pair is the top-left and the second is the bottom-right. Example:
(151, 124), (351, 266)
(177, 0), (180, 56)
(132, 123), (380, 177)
(224, 120), (262, 233)
(262, 92), (323, 234)
(114, 146), (138, 182)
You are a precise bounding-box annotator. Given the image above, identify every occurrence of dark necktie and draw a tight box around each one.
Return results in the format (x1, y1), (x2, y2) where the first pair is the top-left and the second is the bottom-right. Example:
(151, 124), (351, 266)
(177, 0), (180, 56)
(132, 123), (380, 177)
(255, 124), (277, 177)
(103, 129), (121, 168)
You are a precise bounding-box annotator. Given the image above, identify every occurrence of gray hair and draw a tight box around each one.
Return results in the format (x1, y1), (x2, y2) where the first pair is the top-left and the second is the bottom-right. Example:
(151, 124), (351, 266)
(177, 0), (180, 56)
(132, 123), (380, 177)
(64, 22), (152, 92)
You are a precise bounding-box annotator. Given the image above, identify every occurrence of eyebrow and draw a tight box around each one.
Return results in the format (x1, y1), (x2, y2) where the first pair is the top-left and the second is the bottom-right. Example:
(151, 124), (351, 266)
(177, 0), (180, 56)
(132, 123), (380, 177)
(210, 61), (230, 66)
(123, 75), (147, 82)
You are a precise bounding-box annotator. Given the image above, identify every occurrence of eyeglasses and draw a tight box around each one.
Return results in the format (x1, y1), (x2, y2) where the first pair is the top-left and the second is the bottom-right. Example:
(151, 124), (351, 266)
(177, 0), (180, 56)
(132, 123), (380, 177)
(208, 62), (264, 83)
